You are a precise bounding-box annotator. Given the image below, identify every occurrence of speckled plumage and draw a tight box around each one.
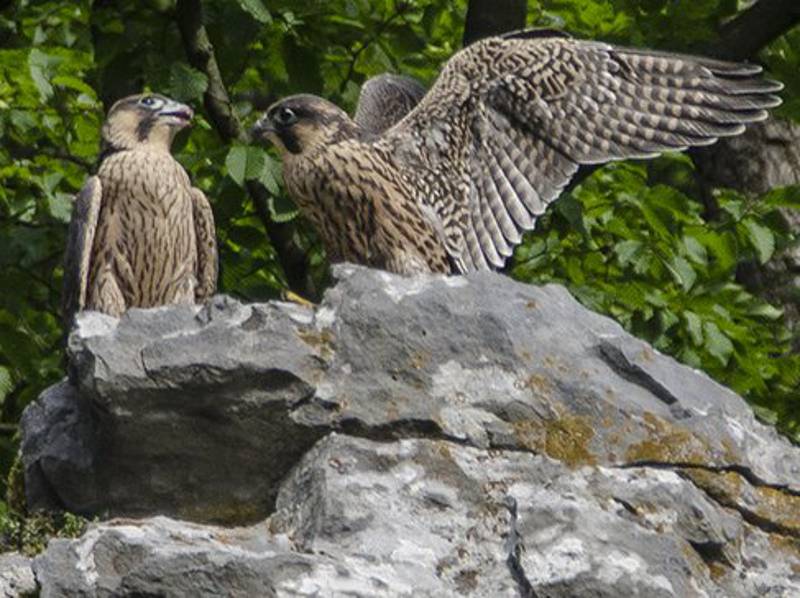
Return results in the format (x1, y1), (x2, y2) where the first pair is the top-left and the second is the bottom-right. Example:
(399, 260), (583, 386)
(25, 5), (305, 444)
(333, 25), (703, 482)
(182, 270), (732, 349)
(62, 93), (217, 325)
(253, 30), (782, 275)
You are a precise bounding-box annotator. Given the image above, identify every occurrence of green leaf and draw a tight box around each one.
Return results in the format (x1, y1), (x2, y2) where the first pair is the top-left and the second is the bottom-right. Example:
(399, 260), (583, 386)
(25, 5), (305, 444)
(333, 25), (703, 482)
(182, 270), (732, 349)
(684, 311), (703, 346)
(268, 194), (299, 223)
(742, 219), (775, 264)
(227, 224), (265, 247)
(225, 146), (283, 197)
(0, 367), (12, 405)
(638, 202), (671, 240)
(682, 235), (707, 265)
(748, 303), (784, 320)
(237, 0), (272, 23)
(28, 49), (61, 101)
(51, 75), (97, 98)
(761, 185), (800, 209)
(225, 145), (266, 186)
(703, 321), (734, 365)
(668, 255), (696, 291)
(225, 146), (249, 187)
(555, 194), (585, 233)
(167, 63), (208, 102)
(720, 198), (745, 220)
(752, 405), (779, 426)
(48, 193), (73, 223)
(698, 230), (738, 273)
(9, 110), (36, 134)
(258, 153), (282, 195)
(614, 240), (642, 266)
(658, 308), (679, 331)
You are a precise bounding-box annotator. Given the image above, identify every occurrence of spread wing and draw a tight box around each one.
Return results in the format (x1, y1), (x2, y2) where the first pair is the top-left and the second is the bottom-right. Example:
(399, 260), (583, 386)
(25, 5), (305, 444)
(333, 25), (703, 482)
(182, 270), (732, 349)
(190, 187), (218, 301)
(383, 29), (783, 273)
(62, 176), (102, 327)
(354, 74), (426, 135)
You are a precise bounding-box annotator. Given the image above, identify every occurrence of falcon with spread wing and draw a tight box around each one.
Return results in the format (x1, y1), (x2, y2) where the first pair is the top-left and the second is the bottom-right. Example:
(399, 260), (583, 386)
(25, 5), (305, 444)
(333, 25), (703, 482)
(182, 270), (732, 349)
(62, 93), (218, 326)
(252, 30), (781, 275)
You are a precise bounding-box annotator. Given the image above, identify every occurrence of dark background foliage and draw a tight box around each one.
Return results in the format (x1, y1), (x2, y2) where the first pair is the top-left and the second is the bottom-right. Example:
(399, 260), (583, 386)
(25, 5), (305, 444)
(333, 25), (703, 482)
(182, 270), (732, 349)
(0, 0), (798, 510)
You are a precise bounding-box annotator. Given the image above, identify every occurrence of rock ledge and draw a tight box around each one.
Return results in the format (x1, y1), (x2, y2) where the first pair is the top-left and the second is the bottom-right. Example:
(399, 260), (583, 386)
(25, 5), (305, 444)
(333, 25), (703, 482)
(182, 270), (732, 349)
(18, 265), (800, 596)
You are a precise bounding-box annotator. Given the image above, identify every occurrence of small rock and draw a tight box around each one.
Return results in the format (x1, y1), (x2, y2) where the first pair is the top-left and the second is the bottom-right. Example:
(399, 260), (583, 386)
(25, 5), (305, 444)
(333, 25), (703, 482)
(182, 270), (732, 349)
(0, 552), (35, 597)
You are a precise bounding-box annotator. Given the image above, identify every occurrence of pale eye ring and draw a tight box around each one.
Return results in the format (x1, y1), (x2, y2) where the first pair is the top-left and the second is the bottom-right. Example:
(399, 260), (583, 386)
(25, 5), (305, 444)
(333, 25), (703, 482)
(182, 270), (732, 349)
(274, 107), (298, 126)
(140, 96), (162, 108)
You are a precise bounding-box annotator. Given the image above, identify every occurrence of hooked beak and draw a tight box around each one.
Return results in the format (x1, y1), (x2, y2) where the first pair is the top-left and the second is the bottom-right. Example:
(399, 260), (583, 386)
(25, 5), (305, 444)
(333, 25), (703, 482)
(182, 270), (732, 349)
(250, 115), (275, 141)
(157, 100), (194, 128)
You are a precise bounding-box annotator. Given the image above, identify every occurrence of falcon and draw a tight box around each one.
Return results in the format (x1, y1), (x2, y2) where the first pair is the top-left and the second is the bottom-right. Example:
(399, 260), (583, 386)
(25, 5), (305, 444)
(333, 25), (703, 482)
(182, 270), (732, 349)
(251, 29), (782, 275)
(62, 93), (218, 325)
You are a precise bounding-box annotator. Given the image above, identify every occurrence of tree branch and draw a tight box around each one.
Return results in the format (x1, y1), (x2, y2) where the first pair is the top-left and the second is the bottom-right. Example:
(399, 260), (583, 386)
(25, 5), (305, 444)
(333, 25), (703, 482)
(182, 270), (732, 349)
(707, 0), (800, 61)
(463, 0), (526, 46)
(174, 0), (314, 298)
(337, 2), (411, 95)
(690, 0), (800, 219)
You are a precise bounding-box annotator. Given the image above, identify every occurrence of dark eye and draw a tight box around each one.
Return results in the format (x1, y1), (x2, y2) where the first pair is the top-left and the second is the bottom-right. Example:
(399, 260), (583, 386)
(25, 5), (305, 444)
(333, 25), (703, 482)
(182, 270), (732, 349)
(139, 96), (162, 108)
(273, 107), (298, 126)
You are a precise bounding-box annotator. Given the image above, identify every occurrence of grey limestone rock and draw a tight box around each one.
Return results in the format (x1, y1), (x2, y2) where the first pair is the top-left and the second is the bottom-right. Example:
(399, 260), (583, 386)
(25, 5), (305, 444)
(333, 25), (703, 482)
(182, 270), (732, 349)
(0, 552), (35, 597)
(22, 265), (800, 596)
(32, 435), (800, 597)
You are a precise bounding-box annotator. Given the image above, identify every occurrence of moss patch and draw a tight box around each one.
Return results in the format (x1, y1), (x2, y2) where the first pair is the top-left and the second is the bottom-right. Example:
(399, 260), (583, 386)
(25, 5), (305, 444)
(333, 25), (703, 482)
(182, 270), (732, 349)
(179, 498), (273, 527)
(296, 327), (335, 360)
(769, 535), (800, 567)
(625, 412), (710, 465)
(513, 413), (597, 468)
(519, 373), (554, 398)
(751, 486), (800, 536)
(685, 468), (800, 538)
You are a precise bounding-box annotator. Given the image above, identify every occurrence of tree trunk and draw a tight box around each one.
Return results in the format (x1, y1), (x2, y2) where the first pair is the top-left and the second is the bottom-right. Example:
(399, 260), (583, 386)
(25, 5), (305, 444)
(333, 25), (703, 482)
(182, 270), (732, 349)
(705, 0), (800, 61)
(463, 0), (526, 46)
(175, 0), (316, 299)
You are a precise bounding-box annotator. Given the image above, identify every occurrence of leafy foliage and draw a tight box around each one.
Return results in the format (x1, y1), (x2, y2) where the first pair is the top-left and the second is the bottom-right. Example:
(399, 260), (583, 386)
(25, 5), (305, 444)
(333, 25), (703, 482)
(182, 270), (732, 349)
(0, 0), (797, 524)
(0, 505), (89, 556)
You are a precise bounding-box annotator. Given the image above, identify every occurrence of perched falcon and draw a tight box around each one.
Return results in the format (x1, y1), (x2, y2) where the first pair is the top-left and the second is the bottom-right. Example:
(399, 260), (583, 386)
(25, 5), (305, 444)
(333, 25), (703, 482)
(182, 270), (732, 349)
(252, 29), (782, 275)
(62, 93), (218, 326)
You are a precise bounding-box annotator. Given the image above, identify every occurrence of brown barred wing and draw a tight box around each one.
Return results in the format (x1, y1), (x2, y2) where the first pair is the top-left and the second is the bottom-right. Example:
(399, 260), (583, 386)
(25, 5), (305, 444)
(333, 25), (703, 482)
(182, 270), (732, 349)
(388, 30), (782, 273)
(61, 176), (103, 327)
(190, 187), (218, 302)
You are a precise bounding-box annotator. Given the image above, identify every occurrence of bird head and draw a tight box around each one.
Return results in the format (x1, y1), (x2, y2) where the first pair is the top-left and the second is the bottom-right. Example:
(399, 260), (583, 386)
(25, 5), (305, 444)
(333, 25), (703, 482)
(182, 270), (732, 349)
(101, 93), (194, 154)
(251, 95), (361, 156)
